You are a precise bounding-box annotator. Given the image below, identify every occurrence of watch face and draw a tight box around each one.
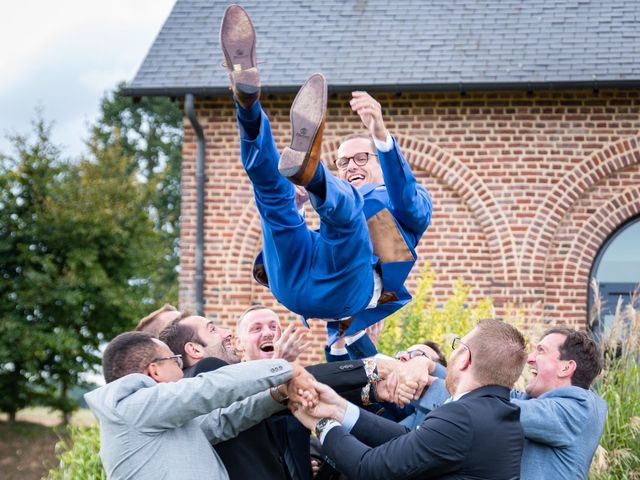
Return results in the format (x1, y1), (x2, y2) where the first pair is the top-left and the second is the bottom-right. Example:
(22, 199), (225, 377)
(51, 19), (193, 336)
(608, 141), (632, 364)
(315, 418), (330, 437)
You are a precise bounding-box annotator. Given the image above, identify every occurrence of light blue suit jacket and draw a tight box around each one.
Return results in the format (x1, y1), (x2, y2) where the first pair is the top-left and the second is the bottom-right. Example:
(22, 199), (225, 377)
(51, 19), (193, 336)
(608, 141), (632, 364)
(85, 360), (291, 480)
(404, 373), (607, 479)
(511, 387), (607, 480)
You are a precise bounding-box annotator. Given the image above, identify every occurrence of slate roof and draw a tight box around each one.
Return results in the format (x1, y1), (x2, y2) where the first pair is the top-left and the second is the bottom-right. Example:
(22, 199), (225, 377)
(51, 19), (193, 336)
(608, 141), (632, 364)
(125, 0), (640, 96)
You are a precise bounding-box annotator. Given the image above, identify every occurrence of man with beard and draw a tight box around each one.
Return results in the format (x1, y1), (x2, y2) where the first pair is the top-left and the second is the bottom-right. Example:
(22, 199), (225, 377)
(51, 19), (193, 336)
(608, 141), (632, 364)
(291, 319), (527, 479)
(160, 307), (427, 480)
(406, 327), (607, 479)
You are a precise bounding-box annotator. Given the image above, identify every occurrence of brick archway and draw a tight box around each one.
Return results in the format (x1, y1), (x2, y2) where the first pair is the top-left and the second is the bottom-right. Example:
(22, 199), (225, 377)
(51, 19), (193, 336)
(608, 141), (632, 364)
(521, 137), (640, 282)
(560, 185), (640, 288)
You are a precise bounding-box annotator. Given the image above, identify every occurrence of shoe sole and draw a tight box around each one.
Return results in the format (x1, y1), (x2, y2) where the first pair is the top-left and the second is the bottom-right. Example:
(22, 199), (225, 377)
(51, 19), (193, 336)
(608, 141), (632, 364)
(220, 5), (260, 95)
(279, 73), (328, 186)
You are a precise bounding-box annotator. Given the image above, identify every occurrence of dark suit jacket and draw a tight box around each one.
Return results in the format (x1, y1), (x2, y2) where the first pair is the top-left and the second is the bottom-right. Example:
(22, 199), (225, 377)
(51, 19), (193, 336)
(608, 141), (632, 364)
(185, 357), (369, 480)
(322, 385), (523, 480)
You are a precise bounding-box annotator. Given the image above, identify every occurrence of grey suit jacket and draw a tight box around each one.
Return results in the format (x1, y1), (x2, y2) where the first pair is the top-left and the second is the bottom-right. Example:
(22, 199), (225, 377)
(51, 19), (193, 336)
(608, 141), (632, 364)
(85, 359), (292, 480)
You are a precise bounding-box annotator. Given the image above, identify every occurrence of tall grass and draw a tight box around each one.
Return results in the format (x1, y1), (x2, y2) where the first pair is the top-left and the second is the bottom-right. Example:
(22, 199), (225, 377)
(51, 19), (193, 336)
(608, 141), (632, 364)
(589, 281), (640, 479)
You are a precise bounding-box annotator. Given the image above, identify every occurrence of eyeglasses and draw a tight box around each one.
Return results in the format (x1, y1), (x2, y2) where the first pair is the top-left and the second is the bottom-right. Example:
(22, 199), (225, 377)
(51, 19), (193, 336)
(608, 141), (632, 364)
(150, 354), (183, 369)
(451, 337), (471, 362)
(395, 349), (428, 360)
(335, 152), (377, 170)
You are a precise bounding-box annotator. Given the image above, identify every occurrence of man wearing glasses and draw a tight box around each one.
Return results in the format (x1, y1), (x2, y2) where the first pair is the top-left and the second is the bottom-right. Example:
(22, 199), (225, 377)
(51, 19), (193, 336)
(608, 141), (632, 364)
(221, 5), (432, 345)
(85, 331), (316, 480)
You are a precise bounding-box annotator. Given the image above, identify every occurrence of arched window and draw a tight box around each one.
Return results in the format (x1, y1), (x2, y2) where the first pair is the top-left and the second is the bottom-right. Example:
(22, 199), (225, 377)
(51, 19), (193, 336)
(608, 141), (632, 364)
(589, 217), (640, 339)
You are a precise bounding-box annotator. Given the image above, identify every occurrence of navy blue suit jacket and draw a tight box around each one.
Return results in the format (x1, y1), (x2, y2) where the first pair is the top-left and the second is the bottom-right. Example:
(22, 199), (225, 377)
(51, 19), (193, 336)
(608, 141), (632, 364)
(322, 385), (523, 480)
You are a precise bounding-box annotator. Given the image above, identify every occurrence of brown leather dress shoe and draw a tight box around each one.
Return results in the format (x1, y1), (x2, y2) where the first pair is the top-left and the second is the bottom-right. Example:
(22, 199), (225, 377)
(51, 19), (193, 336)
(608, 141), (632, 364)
(279, 73), (328, 186)
(220, 4), (260, 109)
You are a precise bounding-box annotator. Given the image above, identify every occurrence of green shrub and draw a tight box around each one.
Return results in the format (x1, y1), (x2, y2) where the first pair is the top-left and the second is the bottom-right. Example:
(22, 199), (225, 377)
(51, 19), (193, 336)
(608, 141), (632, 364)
(377, 263), (495, 357)
(46, 425), (105, 479)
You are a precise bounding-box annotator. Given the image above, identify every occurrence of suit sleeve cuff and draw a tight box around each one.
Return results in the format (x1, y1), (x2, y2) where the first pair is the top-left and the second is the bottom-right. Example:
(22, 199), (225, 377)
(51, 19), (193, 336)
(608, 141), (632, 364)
(319, 401), (360, 444)
(373, 131), (393, 152)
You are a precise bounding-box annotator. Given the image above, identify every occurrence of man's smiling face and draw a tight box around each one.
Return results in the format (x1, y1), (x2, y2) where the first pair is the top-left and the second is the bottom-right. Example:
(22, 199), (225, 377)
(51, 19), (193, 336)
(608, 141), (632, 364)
(236, 308), (282, 360)
(336, 137), (383, 189)
(525, 332), (569, 398)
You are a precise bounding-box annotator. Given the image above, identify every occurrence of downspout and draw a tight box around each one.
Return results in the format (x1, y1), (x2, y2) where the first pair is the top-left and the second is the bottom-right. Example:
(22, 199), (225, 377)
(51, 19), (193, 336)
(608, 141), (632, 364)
(184, 94), (205, 316)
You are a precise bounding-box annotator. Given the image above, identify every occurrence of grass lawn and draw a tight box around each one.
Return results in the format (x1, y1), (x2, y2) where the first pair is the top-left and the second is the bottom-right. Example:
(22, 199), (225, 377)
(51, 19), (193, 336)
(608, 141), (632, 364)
(0, 408), (95, 480)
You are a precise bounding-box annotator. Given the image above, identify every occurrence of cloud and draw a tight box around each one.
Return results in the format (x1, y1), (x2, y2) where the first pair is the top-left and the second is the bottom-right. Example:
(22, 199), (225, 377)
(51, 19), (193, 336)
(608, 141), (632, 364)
(0, 0), (176, 158)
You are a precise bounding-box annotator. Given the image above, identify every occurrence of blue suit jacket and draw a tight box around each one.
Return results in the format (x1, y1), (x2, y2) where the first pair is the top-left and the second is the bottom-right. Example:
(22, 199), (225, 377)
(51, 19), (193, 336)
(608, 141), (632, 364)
(408, 370), (607, 479)
(254, 137), (432, 344)
(511, 387), (607, 480)
(322, 385), (523, 480)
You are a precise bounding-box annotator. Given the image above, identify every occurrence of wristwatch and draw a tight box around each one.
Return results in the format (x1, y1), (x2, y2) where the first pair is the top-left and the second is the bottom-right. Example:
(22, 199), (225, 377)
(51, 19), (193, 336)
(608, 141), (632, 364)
(314, 417), (338, 439)
(270, 386), (289, 404)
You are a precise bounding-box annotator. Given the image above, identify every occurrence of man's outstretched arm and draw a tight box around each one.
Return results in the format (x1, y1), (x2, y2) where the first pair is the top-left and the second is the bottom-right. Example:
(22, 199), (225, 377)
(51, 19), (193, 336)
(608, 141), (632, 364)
(350, 91), (432, 236)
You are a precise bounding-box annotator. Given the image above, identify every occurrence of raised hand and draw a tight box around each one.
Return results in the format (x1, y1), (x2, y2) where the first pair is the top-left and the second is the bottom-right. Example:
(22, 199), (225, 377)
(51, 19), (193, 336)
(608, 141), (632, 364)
(306, 381), (347, 421)
(274, 323), (311, 362)
(349, 91), (388, 142)
(290, 399), (321, 431)
(374, 369), (398, 403)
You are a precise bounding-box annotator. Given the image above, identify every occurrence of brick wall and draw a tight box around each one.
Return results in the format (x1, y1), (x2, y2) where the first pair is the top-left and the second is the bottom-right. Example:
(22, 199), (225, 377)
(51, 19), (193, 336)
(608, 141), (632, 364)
(179, 88), (640, 364)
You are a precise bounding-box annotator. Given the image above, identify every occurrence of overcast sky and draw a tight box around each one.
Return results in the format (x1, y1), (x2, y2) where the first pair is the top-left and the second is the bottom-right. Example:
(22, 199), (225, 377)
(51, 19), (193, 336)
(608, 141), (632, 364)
(0, 0), (176, 159)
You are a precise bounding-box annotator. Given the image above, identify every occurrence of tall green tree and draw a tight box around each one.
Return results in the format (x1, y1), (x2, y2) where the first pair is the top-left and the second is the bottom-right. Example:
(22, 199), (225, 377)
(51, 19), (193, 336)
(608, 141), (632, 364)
(0, 117), (166, 422)
(90, 83), (183, 302)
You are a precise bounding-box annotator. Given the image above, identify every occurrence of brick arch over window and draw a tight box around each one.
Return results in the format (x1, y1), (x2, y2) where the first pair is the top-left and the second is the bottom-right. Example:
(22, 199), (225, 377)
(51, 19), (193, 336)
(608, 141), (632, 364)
(559, 185), (640, 289)
(521, 137), (640, 282)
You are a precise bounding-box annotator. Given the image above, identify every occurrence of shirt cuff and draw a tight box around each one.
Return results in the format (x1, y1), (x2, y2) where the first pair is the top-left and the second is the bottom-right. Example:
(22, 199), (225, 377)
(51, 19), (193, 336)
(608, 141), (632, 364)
(319, 402), (360, 444)
(345, 330), (366, 345)
(373, 131), (393, 152)
(330, 345), (348, 356)
(341, 401), (361, 431)
(319, 420), (341, 443)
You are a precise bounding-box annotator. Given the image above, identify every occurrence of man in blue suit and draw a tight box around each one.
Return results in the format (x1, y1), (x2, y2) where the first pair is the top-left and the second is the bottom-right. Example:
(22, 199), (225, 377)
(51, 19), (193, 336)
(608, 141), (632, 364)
(220, 5), (432, 345)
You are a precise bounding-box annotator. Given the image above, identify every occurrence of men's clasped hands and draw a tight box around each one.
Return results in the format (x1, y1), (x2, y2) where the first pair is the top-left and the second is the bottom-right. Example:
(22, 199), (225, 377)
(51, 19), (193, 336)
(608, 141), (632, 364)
(287, 355), (435, 419)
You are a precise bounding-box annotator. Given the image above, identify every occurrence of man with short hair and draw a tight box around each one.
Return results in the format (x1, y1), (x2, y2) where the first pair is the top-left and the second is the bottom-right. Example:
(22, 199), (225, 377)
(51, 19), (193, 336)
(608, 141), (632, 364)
(292, 319), (528, 479)
(409, 327), (607, 479)
(160, 313), (241, 369)
(160, 307), (424, 480)
(220, 5), (432, 345)
(135, 303), (180, 337)
(234, 305), (309, 361)
(85, 331), (314, 480)
(512, 327), (607, 480)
